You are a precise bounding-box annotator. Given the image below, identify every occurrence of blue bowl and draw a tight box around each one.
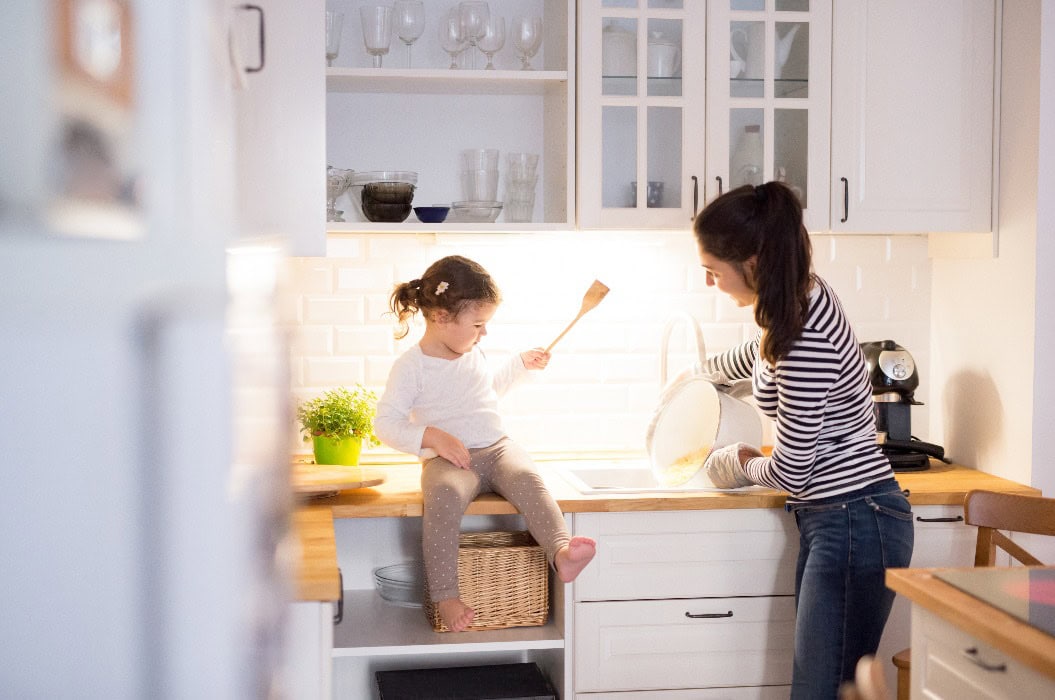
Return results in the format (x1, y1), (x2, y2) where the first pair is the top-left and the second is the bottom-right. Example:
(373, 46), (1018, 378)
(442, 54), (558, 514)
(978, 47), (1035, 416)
(414, 206), (450, 224)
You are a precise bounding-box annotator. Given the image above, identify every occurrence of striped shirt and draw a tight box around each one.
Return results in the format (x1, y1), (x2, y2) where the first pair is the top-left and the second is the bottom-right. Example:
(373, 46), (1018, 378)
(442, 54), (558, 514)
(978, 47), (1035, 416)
(706, 275), (894, 502)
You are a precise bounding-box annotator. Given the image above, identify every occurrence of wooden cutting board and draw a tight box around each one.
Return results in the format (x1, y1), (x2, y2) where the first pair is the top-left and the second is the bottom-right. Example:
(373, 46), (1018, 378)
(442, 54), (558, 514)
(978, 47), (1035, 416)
(292, 463), (386, 498)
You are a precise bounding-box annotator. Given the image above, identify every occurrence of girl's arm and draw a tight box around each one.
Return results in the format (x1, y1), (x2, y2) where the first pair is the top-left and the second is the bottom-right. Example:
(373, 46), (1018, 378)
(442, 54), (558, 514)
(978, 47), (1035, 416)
(491, 350), (533, 397)
(373, 358), (429, 457)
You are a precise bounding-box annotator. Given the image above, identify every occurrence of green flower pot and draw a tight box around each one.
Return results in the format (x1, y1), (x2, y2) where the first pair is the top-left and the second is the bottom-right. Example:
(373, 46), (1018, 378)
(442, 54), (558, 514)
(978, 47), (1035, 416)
(312, 435), (363, 466)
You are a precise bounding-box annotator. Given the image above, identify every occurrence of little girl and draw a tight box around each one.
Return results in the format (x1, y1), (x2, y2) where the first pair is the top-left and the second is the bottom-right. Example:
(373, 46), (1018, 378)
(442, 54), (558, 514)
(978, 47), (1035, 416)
(373, 255), (596, 632)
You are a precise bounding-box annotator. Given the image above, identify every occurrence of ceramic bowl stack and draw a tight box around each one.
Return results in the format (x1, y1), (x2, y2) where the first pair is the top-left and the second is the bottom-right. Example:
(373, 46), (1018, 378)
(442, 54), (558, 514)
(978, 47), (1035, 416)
(504, 152), (539, 222)
(455, 148), (501, 222)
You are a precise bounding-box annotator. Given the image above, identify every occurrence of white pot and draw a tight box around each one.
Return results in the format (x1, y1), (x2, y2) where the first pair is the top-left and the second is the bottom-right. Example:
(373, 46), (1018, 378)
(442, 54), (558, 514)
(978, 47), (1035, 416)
(647, 34), (681, 78)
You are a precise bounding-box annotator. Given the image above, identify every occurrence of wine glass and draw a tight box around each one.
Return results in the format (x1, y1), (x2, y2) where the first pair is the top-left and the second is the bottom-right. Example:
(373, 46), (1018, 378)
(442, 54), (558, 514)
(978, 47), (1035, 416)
(512, 15), (543, 71)
(325, 11), (344, 67)
(458, 0), (490, 70)
(360, 4), (393, 69)
(438, 8), (468, 69)
(393, 0), (425, 68)
(477, 15), (505, 71)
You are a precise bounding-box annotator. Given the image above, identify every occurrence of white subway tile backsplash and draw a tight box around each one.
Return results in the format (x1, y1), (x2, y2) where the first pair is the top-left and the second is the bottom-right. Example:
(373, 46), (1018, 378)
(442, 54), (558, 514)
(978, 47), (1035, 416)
(288, 232), (931, 452)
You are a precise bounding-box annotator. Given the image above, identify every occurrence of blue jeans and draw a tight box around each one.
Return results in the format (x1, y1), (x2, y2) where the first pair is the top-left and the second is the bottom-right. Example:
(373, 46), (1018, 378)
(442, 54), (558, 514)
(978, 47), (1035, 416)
(786, 480), (914, 699)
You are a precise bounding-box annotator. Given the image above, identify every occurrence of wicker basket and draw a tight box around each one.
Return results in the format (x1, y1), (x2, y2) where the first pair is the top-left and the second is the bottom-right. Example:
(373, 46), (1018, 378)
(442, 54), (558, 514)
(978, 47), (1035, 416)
(424, 531), (549, 632)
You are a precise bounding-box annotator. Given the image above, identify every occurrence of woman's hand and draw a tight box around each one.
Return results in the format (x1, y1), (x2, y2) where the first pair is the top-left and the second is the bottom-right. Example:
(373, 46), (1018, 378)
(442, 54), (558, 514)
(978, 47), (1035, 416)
(703, 442), (759, 488)
(422, 427), (471, 469)
(521, 347), (551, 370)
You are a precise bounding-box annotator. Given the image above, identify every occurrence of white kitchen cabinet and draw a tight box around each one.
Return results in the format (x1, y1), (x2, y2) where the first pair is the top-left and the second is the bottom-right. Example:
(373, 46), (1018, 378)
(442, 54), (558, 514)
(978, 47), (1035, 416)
(232, 0), (327, 256)
(875, 504), (981, 693)
(577, 1), (707, 229)
(571, 509), (797, 696)
(279, 601), (335, 700)
(705, 0), (832, 233)
(324, 0), (575, 233)
(911, 607), (1055, 698)
(829, 0), (998, 234)
(330, 514), (570, 699)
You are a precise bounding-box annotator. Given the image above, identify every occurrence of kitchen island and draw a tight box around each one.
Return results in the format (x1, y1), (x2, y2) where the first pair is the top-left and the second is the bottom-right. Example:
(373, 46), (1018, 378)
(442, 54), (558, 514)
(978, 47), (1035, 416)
(290, 459), (1039, 699)
(887, 566), (1055, 697)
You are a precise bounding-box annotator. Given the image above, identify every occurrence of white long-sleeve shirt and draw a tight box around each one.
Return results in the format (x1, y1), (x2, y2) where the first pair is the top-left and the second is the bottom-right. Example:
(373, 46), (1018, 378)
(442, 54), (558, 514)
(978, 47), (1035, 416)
(373, 344), (528, 458)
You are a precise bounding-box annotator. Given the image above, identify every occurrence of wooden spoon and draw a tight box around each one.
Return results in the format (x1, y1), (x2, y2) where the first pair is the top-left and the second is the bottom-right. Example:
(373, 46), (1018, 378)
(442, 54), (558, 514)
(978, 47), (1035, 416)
(545, 280), (610, 353)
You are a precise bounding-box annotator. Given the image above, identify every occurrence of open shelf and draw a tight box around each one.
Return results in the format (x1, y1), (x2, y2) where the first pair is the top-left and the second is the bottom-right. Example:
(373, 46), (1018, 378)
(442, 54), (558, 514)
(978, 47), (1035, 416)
(326, 68), (568, 96)
(332, 590), (565, 658)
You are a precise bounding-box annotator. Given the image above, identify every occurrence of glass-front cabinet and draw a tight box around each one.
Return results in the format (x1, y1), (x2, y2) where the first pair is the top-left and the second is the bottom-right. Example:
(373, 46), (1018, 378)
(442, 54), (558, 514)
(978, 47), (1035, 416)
(578, 1), (706, 229)
(705, 0), (831, 232)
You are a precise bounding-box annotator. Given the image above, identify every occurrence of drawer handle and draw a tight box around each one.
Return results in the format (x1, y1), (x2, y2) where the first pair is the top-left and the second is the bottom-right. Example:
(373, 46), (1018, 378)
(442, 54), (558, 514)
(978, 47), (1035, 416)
(685, 610), (733, 619)
(916, 515), (964, 523)
(962, 647), (1007, 672)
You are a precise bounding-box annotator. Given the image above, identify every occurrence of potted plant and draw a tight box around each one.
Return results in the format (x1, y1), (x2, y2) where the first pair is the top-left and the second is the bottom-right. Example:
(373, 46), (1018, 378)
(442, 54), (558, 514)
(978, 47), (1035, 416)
(297, 385), (380, 466)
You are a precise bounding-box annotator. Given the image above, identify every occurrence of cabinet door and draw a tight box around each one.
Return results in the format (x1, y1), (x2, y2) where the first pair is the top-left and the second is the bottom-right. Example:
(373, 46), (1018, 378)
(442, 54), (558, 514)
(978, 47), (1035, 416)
(830, 0), (996, 233)
(578, 1), (707, 229)
(705, 0), (831, 232)
(233, 0), (326, 256)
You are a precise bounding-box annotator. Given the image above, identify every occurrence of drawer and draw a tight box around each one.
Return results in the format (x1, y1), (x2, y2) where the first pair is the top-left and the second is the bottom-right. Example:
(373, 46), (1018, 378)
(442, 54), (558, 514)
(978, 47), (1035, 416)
(914, 608), (1055, 698)
(574, 596), (795, 693)
(572, 510), (798, 601)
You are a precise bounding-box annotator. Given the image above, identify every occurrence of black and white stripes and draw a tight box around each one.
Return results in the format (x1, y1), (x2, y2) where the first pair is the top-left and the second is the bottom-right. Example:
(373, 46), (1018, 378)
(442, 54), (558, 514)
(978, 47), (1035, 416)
(707, 276), (893, 502)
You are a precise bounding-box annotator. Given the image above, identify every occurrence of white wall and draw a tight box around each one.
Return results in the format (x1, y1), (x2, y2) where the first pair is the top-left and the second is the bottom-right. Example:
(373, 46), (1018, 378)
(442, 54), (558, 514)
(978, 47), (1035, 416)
(286, 232), (931, 457)
(930, 0), (1043, 487)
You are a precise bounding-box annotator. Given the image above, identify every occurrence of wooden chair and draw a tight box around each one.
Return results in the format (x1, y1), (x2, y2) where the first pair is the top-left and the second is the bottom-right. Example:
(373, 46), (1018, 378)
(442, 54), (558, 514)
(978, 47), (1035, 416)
(891, 489), (1055, 700)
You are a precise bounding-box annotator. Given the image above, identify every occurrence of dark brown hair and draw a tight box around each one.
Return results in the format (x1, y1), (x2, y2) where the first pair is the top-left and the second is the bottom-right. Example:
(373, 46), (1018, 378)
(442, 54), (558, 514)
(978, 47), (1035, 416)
(692, 181), (813, 363)
(387, 255), (502, 339)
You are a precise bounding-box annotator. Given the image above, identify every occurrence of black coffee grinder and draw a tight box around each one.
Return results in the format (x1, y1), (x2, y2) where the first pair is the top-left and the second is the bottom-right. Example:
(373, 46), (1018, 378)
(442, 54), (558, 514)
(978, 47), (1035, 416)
(860, 340), (947, 471)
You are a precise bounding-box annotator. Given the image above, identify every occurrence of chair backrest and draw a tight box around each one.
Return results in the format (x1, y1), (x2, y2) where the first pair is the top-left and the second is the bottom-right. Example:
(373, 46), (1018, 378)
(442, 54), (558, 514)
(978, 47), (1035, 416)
(964, 489), (1055, 567)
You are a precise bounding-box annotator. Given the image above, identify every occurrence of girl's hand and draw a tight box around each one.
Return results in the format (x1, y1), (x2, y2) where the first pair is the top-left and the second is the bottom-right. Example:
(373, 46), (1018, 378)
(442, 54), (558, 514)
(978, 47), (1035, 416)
(521, 348), (551, 370)
(422, 426), (471, 469)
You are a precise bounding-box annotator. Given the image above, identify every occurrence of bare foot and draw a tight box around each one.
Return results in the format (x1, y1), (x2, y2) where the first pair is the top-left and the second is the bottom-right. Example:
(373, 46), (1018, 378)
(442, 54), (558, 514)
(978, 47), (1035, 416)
(555, 536), (597, 583)
(436, 598), (475, 632)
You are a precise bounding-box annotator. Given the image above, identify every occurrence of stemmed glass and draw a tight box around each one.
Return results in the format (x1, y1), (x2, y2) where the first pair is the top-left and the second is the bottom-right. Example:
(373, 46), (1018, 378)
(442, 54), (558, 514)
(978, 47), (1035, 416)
(325, 11), (344, 67)
(478, 15), (506, 71)
(438, 8), (468, 69)
(511, 15), (543, 71)
(458, 1), (490, 70)
(360, 4), (393, 68)
(393, 0), (425, 68)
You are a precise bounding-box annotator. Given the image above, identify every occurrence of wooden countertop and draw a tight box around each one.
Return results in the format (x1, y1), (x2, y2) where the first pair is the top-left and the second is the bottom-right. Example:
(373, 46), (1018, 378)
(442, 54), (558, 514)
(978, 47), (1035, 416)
(886, 567), (1055, 680)
(320, 458), (1040, 518)
(291, 456), (1038, 601)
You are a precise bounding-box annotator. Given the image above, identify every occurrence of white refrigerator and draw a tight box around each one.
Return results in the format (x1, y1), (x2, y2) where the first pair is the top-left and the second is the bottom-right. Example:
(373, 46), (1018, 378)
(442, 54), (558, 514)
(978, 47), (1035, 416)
(0, 1), (295, 697)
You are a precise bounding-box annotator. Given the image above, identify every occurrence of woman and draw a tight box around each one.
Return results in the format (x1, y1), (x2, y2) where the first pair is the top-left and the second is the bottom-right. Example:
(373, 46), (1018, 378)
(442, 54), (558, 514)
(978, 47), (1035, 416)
(695, 182), (914, 699)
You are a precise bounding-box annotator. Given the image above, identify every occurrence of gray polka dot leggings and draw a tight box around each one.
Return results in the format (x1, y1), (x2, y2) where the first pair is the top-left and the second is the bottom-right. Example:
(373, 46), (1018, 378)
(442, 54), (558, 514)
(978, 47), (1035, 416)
(421, 436), (570, 602)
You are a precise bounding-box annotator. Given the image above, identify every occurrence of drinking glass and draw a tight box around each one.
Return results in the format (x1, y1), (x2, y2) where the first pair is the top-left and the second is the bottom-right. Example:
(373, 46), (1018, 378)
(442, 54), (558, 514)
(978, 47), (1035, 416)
(478, 15), (506, 70)
(511, 15), (543, 70)
(360, 4), (393, 68)
(393, 0), (425, 68)
(438, 8), (468, 69)
(325, 11), (344, 67)
(458, 0), (490, 69)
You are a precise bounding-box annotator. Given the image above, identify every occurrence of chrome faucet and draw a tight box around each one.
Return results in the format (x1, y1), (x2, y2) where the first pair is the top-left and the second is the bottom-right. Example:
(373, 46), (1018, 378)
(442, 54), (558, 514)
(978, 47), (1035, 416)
(659, 312), (707, 388)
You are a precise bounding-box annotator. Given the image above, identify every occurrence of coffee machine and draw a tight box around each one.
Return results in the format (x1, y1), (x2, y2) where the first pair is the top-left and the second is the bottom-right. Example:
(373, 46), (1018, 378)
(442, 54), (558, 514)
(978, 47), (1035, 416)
(860, 340), (947, 471)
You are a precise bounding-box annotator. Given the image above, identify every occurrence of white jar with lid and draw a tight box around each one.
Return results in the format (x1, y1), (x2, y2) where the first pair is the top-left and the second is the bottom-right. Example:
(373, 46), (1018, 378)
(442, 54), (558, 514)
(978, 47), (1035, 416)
(602, 22), (636, 76)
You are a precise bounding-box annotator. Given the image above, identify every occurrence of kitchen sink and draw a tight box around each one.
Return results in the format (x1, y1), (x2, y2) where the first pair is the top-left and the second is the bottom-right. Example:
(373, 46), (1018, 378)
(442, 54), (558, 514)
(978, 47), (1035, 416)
(548, 459), (727, 494)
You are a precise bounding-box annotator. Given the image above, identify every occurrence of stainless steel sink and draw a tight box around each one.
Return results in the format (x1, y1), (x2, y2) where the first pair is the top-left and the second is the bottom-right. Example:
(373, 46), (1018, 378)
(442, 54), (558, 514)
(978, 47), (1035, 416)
(548, 460), (726, 494)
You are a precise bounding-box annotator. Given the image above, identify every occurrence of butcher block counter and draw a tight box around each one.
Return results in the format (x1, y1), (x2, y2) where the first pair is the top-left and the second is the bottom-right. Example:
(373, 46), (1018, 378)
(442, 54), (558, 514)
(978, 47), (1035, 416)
(291, 457), (1039, 601)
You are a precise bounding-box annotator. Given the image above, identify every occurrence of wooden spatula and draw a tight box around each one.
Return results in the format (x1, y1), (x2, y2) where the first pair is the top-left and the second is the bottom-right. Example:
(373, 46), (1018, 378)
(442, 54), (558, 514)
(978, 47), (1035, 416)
(545, 280), (610, 353)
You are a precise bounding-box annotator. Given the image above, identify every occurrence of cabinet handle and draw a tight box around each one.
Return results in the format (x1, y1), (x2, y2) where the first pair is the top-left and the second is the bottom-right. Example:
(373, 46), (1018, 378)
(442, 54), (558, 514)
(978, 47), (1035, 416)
(691, 175), (699, 220)
(239, 4), (266, 73)
(916, 515), (964, 523)
(962, 647), (1007, 672)
(334, 568), (344, 624)
(685, 610), (733, 619)
(840, 177), (849, 222)
(715, 175), (724, 197)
